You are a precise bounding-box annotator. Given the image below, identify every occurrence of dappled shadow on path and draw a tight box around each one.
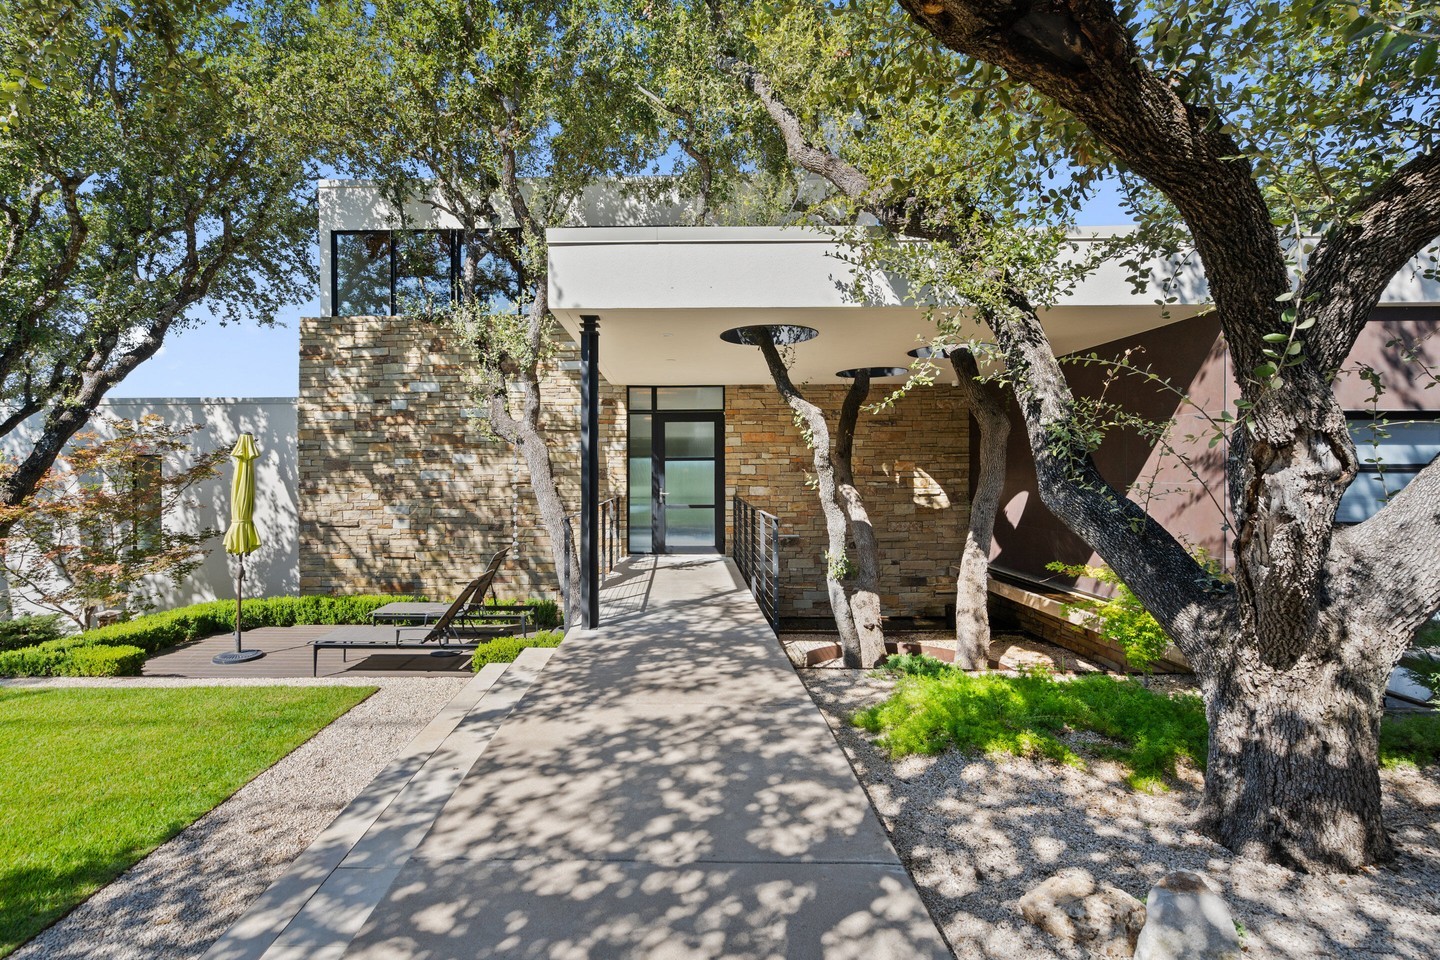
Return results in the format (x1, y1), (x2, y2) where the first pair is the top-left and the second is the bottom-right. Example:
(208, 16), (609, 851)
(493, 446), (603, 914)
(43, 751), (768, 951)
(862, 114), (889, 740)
(345, 555), (951, 959)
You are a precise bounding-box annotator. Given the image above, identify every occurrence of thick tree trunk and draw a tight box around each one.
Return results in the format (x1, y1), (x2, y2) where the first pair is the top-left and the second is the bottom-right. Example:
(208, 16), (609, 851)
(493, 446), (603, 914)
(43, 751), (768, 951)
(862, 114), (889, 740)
(948, 347), (1009, 670)
(752, 332), (886, 667)
(1198, 641), (1393, 871)
(834, 371), (887, 667)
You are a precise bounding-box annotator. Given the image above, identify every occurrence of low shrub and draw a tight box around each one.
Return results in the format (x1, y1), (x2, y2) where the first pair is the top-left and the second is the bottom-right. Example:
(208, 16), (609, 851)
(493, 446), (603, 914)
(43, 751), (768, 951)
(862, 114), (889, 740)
(0, 614), (65, 652)
(0, 640), (73, 677)
(854, 664), (1208, 791)
(470, 629), (566, 669)
(59, 644), (147, 677)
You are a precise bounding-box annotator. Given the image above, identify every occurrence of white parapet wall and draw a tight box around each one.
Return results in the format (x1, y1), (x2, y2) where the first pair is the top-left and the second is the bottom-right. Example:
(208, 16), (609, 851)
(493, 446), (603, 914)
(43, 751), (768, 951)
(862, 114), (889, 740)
(1, 397), (300, 619)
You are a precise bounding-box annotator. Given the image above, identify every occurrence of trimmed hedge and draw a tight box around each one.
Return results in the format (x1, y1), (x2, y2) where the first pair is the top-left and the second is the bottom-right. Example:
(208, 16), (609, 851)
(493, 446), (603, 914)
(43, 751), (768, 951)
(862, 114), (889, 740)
(60, 645), (148, 677)
(73, 594), (427, 656)
(469, 630), (566, 669)
(0, 594), (561, 678)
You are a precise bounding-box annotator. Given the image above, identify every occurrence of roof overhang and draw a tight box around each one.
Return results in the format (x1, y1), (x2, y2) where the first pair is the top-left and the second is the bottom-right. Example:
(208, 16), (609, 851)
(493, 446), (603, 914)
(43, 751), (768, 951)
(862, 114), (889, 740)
(545, 226), (1437, 386)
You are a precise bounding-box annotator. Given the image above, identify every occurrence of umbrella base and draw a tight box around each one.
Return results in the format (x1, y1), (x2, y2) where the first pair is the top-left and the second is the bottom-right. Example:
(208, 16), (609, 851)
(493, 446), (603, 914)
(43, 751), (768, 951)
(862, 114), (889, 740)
(213, 650), (266, 665)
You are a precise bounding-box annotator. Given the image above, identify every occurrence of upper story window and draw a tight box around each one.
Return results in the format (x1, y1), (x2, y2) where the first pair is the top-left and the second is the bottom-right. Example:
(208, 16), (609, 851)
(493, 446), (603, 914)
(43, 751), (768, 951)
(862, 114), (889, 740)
(330, 228), (518, 317)
(333, 231), (393, 316)
(1337, 416), (1440, 523)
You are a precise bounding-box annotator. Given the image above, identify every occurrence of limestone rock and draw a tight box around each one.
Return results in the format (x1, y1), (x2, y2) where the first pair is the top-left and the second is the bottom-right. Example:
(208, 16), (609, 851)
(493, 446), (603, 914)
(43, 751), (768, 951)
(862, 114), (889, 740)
(1018, 867), (1147, 957)
(1134, 870), (1242, 960)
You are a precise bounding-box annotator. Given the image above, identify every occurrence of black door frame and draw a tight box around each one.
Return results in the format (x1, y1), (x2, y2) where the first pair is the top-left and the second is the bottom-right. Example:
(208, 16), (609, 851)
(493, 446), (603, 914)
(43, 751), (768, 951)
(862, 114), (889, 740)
(652, 411), (726, 554)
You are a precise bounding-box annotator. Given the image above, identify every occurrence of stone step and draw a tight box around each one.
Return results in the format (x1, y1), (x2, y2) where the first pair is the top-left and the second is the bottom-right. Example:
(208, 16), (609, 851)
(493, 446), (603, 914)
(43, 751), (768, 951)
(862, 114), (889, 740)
(202, 647), (555, 960)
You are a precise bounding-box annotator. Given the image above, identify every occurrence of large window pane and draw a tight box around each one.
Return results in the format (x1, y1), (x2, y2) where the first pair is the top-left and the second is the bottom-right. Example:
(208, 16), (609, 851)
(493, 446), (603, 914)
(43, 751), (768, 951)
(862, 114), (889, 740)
(656, 386), (723, 410)
(334, 232), (391, 316)
(394, 231), (455, 315)
(1338, 418), (1440, 523)
(460, 231), (520, 313)
(665, 460), (715, 507)
(629, 414), (652, 457)
(664, 506), (716, 547)
(628, 413), (653, 552)
(663, 420), (714, 458)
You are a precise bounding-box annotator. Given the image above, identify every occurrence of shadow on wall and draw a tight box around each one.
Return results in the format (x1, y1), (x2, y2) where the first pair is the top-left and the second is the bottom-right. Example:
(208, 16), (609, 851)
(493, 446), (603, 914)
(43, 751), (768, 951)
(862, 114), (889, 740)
(991, 315), (1232, 593)
(0, 397), (301, 614)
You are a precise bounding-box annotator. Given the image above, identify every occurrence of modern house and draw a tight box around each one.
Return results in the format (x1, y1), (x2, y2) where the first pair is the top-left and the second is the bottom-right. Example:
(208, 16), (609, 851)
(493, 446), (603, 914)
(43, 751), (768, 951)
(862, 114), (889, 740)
(303, 179), (1440, 646)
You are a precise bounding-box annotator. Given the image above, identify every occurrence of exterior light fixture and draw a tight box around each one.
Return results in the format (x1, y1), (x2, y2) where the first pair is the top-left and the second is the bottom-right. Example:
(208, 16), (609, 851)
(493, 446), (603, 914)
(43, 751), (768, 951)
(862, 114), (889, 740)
(836, 367), (909, 379)
(719, 324), (820, 346)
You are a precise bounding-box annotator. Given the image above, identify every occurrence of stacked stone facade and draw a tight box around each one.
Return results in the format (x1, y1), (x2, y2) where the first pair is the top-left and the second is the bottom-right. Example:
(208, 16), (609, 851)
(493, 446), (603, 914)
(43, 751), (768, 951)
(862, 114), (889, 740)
(298, 314), (624, 602)
(724, 384), (971, 620)
(299, 314), (971, 618)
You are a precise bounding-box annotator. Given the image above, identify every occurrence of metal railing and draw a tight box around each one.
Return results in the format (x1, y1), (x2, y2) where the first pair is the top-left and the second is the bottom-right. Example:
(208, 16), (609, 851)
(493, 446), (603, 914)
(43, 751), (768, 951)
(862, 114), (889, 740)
(731, 495), (782, 628)
(562, 495), (625, 625)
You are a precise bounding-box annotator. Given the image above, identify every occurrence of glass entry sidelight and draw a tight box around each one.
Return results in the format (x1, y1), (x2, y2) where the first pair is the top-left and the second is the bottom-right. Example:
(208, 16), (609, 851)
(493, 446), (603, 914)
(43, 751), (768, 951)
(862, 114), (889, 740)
(628, 387), (725, 554)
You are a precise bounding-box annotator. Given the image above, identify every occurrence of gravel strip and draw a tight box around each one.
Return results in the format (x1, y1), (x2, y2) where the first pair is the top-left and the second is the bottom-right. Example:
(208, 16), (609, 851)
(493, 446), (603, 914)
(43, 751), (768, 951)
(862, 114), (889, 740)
(803, 669), (1440, 960)
(10, 675), (470, 960)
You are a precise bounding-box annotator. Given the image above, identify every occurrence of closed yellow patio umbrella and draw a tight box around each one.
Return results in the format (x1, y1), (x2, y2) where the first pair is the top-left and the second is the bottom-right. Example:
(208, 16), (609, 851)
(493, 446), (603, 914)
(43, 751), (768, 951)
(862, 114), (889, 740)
(214, 433), (265, 665)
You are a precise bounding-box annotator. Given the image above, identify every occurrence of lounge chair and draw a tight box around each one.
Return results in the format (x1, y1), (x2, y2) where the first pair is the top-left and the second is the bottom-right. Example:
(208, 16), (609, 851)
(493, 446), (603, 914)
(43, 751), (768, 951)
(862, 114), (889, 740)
(310, 556), (519, 675)
(368, 547), (544, 634)
(368, 548), (511, 625)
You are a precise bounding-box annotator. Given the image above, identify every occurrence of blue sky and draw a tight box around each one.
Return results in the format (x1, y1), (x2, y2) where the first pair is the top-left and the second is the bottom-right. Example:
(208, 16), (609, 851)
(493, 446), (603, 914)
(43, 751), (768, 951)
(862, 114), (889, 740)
(111, 183), (1135, 399)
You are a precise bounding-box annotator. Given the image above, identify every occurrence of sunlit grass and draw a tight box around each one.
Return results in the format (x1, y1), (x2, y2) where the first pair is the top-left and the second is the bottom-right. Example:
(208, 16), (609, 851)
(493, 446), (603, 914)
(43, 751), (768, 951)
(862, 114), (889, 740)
(0, 685), (374, 956)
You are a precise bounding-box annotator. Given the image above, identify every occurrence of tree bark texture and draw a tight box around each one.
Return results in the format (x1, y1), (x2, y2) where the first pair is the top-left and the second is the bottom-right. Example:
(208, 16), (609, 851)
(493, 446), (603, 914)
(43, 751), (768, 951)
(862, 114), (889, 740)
(752, 332), (886, 667)
(948, 347), (1010, 669)
(896, 0), (1440, 869)
(834, 370), (887, 666)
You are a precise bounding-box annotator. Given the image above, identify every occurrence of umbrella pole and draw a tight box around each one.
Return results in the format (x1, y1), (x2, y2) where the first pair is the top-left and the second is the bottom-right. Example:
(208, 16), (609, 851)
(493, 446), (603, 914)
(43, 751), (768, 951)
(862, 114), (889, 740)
(235, 555), (244, 653)
(213, 551), (263, 664)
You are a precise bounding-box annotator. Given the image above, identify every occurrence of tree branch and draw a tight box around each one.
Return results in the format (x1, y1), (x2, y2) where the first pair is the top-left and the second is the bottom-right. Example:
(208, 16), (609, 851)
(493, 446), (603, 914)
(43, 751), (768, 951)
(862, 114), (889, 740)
(1304, 148), (1440, 371)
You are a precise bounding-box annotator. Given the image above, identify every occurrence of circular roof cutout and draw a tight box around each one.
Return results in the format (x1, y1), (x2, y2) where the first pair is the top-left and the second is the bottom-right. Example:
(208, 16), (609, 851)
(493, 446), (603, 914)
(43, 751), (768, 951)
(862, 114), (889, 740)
(835, 366), (909, 379)
(719, 324), (820, 346)
(907, 344), (957, 360)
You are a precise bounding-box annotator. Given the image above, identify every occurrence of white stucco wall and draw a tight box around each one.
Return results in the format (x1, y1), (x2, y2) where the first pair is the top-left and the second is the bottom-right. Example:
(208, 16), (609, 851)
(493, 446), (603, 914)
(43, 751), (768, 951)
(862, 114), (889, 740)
(1, 398), (299, 617)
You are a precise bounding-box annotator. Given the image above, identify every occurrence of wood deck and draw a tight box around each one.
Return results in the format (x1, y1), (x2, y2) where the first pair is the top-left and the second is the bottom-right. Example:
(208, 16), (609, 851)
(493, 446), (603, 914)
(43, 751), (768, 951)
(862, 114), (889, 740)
(142, 626), (475, 679)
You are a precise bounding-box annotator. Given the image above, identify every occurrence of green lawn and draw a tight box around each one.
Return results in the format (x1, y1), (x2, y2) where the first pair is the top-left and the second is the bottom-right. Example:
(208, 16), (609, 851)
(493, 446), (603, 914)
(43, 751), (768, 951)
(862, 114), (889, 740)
(0, 685), (375, 957)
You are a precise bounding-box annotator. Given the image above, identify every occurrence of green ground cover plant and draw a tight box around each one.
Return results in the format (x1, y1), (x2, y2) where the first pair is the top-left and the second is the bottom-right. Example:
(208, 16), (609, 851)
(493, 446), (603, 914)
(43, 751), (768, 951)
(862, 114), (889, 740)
(470, 629), (566, 669)
(855, 657), (1440, 790)
(854, 659), (1207, 791)
(0, 685), (374, 956)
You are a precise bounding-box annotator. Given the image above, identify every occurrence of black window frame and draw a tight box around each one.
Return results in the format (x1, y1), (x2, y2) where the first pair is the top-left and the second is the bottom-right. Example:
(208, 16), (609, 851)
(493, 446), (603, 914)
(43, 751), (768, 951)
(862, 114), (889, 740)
(331, 228), (470, 317)
(626, 386), (726, 555)
(1338, 410), (1440, 524)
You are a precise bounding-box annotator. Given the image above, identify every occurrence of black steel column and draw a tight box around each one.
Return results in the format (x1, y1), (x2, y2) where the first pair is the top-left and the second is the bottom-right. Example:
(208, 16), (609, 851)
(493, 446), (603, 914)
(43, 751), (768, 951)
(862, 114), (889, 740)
(579, 315), (600, 629)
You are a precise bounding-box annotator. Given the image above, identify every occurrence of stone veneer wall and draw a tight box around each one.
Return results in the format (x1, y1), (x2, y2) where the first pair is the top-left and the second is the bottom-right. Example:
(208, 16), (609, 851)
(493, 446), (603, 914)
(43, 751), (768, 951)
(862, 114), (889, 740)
(724, 384), (971, 620)
(298, 314), (625, 602)
(300, 314), (971, 620)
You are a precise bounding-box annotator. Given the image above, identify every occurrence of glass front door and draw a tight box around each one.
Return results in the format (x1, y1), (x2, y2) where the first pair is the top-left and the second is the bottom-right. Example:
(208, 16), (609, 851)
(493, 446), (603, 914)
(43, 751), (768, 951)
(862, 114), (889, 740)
(628, 388), (724, 554)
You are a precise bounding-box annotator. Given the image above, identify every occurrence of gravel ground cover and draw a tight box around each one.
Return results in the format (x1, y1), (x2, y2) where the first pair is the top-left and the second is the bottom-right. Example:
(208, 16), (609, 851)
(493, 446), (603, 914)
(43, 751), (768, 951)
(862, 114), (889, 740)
(8, 675), (469, 960)
(803, 669), (1440, 960)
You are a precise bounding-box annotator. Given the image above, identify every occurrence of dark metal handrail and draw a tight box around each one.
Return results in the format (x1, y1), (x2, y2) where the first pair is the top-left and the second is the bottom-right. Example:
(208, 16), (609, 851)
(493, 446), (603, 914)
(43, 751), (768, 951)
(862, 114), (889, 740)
(562, 495), (625, 626)
(731, 495), (781, 628)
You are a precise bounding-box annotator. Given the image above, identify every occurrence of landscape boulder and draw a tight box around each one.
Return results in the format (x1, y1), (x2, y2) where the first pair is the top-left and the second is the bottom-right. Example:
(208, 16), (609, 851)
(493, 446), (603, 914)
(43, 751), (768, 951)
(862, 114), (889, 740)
(1018, 867), (1147, 957)
(1134, 870), (1242, 960)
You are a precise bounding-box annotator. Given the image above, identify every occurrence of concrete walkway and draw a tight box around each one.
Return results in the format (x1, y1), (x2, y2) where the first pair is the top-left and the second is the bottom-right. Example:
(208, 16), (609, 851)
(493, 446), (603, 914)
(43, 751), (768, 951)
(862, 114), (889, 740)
(345, 555), (948, 959)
